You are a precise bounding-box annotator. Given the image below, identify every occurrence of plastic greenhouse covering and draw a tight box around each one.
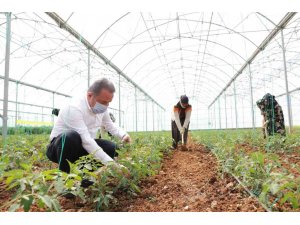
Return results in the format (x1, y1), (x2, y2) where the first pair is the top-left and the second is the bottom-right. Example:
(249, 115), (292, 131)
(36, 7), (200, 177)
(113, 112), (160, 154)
(1, 12), (300, 132)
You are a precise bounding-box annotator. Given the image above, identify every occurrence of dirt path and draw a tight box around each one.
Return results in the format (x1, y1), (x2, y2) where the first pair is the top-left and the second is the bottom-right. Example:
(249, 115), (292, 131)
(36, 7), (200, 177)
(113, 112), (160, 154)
(0, 142), (265, 212)
(110, 142), (265, 212)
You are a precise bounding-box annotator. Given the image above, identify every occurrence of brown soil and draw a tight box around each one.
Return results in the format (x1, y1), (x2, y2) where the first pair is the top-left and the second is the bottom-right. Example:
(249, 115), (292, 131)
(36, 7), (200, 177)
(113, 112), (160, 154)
(0, 143), (265, 212)
(0, 181), (11, 210)
(236, 142), (300, 178)
(277, 152), (300, 177)
(107, 143), (264, 212)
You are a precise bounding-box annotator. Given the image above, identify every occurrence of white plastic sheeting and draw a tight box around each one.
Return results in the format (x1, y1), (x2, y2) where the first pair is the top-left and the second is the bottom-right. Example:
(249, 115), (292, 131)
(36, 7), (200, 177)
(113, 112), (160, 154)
(1, 12), (300, 131)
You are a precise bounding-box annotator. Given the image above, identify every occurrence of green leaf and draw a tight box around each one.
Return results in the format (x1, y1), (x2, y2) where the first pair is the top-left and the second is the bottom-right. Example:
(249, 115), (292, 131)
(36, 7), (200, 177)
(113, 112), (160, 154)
(84, 164), (92, 170)
(9, 203), (21, 212)
(21, 195), (34, 212)
(269, 182), (280, 195)
(37, 198), (45, 208)
(38, 195), (52, 209)
(51, 199), (61, 212)
(65, 179), (75, 189)
(20, 163), (31, 171)
(54, 179), (65, 193)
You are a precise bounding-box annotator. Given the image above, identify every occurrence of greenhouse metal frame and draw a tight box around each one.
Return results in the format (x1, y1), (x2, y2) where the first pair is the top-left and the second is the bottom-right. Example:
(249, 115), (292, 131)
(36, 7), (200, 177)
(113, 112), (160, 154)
(1, 12), (300, 138)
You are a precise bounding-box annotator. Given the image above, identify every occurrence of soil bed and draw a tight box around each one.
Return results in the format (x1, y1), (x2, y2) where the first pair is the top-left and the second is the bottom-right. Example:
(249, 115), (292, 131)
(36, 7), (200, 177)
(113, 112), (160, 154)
(108, 143), (264, 212)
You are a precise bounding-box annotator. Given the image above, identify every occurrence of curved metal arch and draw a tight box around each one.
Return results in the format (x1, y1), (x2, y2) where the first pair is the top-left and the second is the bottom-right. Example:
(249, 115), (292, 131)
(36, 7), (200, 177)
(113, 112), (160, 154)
(107, 14), (259, 61)
(39, 59), (84, 86)
(25, 13), (89, 49)
(66, 69), (122, 93)
(131, 48), (239, 80)
(121, 36), (246, 72)
(11, 16), (89, 82)
(52, 64), (119, 94)
(143, 70), (228, 99)
(134, 58), (231, 90)
(255, 13), (282, 28)
(16, 47), (87, 84)
(147, 85), (217, 106)
(0, 36), (46, 64)
(10, 13), (87, 53)
(92, 12), (131, 46)
(40, 55), (119, 89)
(249, 79), (294, 98)
(146, 68), (227, 90)
(54, 68), (89, 92)
(0, 30), (86, 66)
(17, 49), (68, 81)
(250, 58), (300, 72)
(250, 65), (300, 83)
(67, 79), (91, 94)
(175, 18), (259, 47)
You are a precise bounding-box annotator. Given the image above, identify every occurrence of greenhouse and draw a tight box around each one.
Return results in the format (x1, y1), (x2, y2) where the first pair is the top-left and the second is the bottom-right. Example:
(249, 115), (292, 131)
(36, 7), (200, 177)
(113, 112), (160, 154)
(0, 12), (300, 213)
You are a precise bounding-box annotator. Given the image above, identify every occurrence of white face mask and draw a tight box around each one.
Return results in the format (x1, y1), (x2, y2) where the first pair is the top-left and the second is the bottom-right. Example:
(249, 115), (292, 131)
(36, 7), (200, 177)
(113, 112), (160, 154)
(180, 101), (186, 108)
(92, 102), (108, 114)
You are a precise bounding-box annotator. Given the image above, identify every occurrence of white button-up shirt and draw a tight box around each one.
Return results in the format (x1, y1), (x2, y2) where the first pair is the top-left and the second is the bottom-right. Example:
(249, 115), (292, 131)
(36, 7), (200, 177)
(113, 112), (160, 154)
(50, 95), (127, 164)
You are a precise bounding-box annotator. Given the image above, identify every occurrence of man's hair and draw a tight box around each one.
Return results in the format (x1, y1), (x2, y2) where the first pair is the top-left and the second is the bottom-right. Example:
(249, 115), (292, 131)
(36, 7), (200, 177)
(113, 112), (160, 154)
(88, 78), (115, 95)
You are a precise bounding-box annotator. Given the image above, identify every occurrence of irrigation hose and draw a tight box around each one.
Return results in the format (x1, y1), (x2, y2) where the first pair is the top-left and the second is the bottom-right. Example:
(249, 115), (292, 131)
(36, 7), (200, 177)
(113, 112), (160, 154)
(58, 133), (66, 170)
(210, 146), (273, 212)
(230, 173), (272, 212)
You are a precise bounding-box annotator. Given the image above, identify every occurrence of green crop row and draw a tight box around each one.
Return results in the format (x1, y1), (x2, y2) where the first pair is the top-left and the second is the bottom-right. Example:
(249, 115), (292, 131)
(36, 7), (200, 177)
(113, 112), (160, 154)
(0, 132), (172, 212)
(191, 129), (300, 211)
(0, 126), (52, 135)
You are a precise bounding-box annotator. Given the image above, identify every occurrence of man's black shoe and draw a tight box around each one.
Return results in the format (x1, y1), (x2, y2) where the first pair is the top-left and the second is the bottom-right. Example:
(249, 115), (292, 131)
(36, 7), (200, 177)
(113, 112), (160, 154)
(81, 179), (94, 188)
(62, 192), (76, 199)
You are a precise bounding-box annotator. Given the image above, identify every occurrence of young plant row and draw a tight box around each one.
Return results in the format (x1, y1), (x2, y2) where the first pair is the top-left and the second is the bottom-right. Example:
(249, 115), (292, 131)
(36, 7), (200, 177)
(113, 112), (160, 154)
(0, 132), (172, 212)
(192, 129), (300, 211)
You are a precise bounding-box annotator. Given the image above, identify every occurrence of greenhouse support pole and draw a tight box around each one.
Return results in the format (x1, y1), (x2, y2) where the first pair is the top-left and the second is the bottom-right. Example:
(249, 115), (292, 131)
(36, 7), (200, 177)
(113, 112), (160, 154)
(135, 87), (138, 132)
(218, 97), (221, 129)
(52, 93), (55, 125)
(2, 12), (11, 139)
(241, 97), (245, 127)
(196, 100), (198, 129)
(118, 73), (121, 127)
(233, 81), (238, 129)
(15, 82), (18, 127)
(87, 49), (90, 88)
(281, 29), (293, 133)
(157, 106), (159, 131)
(211, 105), (213, 128)
(248, 64), (255, 129)
(145, 100), (148, 131)
(152, 101), (155, 131)
(213, 104), (216, 129)
(208, 107), (210, 129)
(42, 107), (44, 122)
(224, 93), (228, 129)
(290, 95), (293, 127)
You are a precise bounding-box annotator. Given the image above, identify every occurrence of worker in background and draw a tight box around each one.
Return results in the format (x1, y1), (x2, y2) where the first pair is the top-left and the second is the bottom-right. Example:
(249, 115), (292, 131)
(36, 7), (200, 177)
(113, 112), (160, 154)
(52, 108), (60, 116)
(256, 93), (286, 138)
(171, 95), (192, 149)
(46, 78), (132, 182)
(99, 112), (116, 139)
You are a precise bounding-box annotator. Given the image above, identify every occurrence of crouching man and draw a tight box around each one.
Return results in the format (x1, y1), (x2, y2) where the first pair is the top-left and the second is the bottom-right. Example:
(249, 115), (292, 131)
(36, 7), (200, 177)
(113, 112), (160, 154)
(46, 78), (131, 178)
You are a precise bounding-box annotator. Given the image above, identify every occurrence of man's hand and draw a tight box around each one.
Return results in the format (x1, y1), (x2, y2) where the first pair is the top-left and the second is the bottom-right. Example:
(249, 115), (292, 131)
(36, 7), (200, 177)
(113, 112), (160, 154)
(180, 127), (185, 135)
(122, 134), (131, 143)
(110, 162), (131, 177)
(95, 162), (131, 178)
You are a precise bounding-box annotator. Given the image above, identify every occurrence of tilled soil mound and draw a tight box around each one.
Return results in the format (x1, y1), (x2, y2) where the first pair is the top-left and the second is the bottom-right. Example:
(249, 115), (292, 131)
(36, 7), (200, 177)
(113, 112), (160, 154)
(0, 143), (265, 212)
(109, 143), (265, 212)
